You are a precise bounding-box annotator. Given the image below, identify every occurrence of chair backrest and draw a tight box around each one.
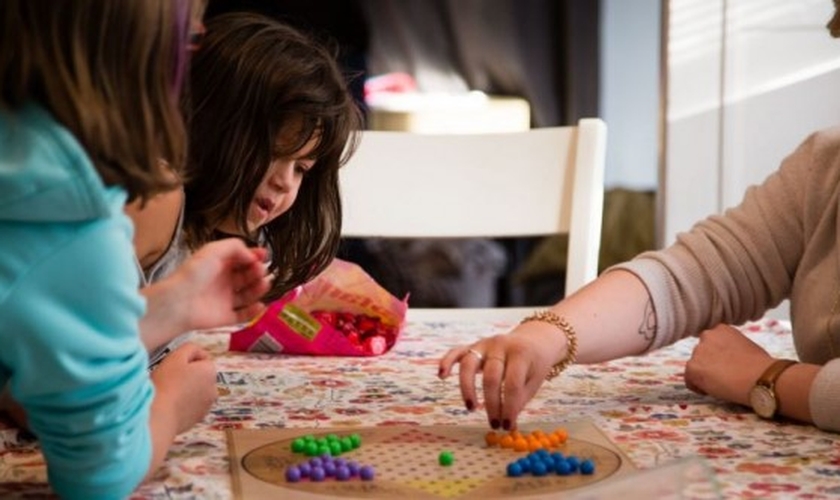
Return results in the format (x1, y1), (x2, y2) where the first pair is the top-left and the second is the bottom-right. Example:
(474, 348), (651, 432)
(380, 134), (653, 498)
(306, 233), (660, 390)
(339, 118), (607, 297)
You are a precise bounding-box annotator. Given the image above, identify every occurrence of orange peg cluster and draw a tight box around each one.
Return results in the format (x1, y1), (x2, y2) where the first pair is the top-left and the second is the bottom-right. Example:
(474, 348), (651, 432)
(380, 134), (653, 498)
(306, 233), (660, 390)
(485, 428), (569, 452)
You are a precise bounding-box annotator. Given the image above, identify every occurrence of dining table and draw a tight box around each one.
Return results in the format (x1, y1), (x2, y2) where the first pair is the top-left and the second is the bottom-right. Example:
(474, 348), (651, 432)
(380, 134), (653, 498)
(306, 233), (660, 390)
(1, 308), (839, 499)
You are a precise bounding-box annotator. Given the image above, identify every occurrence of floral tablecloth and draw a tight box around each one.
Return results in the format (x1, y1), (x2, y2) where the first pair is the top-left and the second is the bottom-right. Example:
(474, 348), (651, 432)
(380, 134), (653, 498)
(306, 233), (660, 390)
(2, 317), (840, 499)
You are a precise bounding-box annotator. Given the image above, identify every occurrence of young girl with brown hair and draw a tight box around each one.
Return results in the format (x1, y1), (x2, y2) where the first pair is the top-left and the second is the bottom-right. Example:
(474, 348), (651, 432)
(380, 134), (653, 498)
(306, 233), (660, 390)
(182, 12), (362, 300)
(128, 12), (362, 367)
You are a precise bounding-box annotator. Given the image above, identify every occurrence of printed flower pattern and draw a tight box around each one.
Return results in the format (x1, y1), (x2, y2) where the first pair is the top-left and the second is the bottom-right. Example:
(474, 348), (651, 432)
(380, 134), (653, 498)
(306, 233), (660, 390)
(0, 318), (837, 499)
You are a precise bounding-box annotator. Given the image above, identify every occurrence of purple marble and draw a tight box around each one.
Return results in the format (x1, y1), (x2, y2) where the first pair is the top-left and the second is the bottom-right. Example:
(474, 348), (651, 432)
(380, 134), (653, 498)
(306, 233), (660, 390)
(335, 465), (351, 481)
(297, 462), (312, 477)
(310, 466), (326, 482)
(285, 466), (301, 483)
(359, 465), (375, 481)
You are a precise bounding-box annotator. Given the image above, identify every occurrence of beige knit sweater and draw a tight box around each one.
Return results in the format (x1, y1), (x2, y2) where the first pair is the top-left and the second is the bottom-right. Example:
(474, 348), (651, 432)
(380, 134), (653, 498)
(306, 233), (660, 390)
(615, 127), (840, 433)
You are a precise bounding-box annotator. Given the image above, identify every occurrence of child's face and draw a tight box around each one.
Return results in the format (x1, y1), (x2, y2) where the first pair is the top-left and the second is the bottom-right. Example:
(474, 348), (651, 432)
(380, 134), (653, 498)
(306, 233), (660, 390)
(218, 133), (318, 237)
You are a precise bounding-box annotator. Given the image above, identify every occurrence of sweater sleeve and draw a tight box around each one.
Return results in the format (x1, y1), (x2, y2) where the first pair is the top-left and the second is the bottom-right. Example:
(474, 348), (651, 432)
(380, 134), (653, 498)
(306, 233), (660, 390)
(611, 132), (813, 349)
(1, 217), (153, 499)
(810, 359), (840, 432)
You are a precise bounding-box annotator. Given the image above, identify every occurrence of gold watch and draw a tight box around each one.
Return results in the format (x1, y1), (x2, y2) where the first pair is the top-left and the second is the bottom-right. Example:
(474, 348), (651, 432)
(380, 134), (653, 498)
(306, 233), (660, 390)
(748, 359), (797, 419)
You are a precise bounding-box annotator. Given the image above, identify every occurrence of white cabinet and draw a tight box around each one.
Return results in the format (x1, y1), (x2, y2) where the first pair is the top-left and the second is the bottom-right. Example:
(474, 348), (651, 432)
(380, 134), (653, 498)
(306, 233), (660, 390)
(664, 0), (840, 245)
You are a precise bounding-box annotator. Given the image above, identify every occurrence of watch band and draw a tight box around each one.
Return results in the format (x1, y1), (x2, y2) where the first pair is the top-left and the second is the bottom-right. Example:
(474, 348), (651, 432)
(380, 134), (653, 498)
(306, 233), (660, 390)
(750, 358), (798, 419)
(756, 359), (797, 386)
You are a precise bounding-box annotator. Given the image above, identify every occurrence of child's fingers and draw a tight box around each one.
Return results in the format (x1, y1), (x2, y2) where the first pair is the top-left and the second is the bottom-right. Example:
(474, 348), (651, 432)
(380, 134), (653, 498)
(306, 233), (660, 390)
(188, 347), (212, 363)
(232, 274), (273, 309)
(229, 258), (273, 293)
(204, 239), (266, 268)
(170, 342), (210, 363)
(234, 302), (267, 323)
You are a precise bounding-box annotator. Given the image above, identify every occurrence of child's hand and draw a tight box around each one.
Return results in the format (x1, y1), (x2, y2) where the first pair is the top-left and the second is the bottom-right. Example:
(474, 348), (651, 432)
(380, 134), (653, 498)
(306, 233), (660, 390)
(174, 238), (272, 331)
(150, 342), (217, 434)
(141, 238), (273, 350)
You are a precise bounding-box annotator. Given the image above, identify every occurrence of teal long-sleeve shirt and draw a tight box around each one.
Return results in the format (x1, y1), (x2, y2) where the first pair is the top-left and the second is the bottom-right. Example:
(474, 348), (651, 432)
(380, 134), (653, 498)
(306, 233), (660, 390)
(0, 104), (153, 499)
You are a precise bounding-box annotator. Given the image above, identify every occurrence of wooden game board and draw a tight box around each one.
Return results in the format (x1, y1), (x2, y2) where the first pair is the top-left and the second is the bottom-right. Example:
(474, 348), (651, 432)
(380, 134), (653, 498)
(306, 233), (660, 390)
(228, 420), (637, 499)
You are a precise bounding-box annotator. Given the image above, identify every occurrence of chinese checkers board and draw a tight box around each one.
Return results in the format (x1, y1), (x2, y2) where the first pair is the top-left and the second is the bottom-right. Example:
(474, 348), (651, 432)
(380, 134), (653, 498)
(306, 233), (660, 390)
(227, 419), (637, 499)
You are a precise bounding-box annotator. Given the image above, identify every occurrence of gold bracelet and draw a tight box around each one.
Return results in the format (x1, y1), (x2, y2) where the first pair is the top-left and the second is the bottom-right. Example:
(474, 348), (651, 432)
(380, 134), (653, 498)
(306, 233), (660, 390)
(520, 310), (578, 380)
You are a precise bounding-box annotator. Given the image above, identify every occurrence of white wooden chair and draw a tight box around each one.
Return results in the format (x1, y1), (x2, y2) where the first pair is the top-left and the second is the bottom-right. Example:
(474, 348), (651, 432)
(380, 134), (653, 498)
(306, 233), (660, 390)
(339, 118), (607, 307)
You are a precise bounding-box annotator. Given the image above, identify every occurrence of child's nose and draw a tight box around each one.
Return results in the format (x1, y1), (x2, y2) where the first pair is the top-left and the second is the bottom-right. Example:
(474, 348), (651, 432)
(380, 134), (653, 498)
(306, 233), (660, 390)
(269, 162), (295, 190)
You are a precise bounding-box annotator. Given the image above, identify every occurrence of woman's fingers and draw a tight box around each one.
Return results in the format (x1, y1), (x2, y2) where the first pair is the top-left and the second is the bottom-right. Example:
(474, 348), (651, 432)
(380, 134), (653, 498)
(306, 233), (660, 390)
(458, 348), (483, 414)
(481, 352), (506, 428)
(501, 352), (536, 431)
(438, 345), (470, 379)
(439, 336), (545, 431)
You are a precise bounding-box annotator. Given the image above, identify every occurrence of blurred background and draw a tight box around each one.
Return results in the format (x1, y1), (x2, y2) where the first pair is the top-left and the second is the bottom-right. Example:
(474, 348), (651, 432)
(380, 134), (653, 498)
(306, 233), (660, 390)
(205, 0), (839, 317)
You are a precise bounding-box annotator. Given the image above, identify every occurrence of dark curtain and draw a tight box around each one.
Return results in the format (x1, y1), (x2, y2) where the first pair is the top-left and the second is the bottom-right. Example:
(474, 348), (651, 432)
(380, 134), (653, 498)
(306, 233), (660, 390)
(360, 0), (600, 127)
(203, 0), (370, 114)
(203, 0), (600, 126)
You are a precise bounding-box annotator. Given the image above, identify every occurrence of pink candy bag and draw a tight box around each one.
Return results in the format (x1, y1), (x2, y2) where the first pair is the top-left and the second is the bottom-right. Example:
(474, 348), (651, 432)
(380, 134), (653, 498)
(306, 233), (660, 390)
(229, 259), (408, 356)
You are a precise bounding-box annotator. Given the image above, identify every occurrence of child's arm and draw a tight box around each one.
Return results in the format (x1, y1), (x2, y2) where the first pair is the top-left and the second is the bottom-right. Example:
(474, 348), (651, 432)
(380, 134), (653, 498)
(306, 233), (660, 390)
(0, 224), (223, 498)
(2, 219), (156, 498)
(145, 342), (217, 482)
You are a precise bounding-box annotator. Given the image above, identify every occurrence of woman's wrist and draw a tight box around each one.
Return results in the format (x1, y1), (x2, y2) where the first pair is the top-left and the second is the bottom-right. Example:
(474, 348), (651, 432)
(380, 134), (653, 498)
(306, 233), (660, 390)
(518, 310), (578, 380)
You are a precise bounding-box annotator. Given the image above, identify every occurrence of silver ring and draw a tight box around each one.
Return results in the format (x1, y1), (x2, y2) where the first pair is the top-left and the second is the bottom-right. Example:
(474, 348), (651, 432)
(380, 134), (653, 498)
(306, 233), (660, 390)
(467, 348), (484, 362)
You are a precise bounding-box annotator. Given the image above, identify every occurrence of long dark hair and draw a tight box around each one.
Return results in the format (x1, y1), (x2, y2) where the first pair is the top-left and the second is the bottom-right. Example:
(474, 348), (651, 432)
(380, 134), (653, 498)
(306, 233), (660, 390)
(0, 0), (200, 201)
(183, 12), (362, 300)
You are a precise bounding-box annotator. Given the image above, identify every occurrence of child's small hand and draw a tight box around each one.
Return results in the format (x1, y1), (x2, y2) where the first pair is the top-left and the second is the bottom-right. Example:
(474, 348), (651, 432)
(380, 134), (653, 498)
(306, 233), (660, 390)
(140, 238), (272, 354)
(174, 238), (273, 331)
(150, 342), (217, 434)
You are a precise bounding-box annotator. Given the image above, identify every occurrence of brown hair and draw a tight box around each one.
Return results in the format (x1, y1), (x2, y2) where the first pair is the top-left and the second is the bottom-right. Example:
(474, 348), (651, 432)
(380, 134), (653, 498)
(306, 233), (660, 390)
(183, 12), (362, 300)
(0, 0), (201, 201)
(830, 0), (840, 38)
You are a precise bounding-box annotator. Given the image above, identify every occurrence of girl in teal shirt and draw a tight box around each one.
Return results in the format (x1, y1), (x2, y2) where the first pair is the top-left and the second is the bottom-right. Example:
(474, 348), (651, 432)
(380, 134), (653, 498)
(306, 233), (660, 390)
(0, 1), (271, 498)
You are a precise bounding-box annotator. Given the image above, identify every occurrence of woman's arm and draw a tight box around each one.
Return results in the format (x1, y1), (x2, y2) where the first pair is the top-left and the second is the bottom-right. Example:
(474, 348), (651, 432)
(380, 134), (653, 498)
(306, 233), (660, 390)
(440, 131), (823, 431)
(684, 324), (818, 424)
(440, 269), (653, 430)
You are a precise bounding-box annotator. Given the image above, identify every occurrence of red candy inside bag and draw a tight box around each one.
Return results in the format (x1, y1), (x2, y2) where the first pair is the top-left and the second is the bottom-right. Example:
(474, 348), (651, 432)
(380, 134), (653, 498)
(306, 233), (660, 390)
(229, 259), (408, 356)
(310, 311), (397, 355)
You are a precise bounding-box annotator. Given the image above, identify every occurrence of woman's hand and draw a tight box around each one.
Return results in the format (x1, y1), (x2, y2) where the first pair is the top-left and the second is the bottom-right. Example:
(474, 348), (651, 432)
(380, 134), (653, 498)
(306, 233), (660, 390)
(684, 324), (774, 405)
(438, 321), (568, 431)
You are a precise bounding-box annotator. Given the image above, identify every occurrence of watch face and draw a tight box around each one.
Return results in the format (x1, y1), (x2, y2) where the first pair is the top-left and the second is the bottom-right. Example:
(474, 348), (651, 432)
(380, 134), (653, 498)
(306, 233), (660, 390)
(749, 385), (777, 419)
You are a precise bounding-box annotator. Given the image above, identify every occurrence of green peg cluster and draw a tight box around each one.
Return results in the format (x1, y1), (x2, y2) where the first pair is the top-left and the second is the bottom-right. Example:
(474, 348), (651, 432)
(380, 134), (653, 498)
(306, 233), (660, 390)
(290, 433), (362, 457)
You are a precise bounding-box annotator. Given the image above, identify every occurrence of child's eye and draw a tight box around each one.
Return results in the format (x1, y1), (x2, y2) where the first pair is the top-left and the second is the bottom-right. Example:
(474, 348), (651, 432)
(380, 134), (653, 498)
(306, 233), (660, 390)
(295, 161), (314, 175)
